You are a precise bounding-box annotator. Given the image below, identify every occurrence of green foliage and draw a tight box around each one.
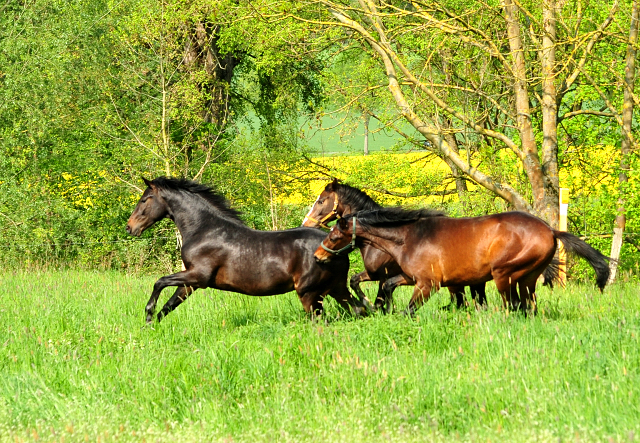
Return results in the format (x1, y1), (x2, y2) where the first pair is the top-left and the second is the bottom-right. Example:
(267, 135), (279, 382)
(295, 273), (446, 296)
(0, 0), (639, 280)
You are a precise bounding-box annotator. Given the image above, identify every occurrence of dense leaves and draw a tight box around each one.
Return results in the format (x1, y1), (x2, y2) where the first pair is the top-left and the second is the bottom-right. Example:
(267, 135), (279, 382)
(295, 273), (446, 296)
(0, 0), (638, 279)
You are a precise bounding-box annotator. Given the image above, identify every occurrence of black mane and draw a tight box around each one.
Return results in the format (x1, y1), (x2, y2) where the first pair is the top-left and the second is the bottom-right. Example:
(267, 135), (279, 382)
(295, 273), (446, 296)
(346, 206), (446, 227)
(332, 182), (381, 211)
(150, 177), (244, 223)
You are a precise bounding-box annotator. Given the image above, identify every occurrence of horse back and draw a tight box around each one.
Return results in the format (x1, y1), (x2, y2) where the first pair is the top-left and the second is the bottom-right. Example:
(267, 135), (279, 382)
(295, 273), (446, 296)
(404, 211), (555, 285)
(423, 211), (554, 251)
(182, 226), (348, 296)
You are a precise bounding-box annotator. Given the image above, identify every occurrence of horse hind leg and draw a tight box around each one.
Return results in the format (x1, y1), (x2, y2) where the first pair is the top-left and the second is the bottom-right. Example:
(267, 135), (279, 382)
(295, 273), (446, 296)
(157, 285), (195, 322)
(518, 278), (540, 315)
(494, 277), (519, 311)
(403, 281), (433, 317)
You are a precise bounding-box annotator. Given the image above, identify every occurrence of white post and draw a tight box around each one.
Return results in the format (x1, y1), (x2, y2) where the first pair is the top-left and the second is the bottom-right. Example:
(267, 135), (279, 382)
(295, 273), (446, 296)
(558, 188), (569, 286)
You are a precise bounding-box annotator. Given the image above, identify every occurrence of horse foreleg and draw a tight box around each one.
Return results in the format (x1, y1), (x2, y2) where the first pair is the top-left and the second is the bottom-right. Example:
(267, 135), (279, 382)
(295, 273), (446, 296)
(299, 293), (326, 318)
(349, 272), (375, 313)
(381, 273), (413, 314)
(157, 285), (196, 322)
(470, 284), (487, 308)
(146, 270), (202, 323)
(329, 284), (368, 317)
(403, 282), (433, 316)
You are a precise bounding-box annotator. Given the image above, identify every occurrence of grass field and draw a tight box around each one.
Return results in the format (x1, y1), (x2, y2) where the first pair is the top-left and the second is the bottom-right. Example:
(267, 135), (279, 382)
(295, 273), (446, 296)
(1, 271), (639, 442)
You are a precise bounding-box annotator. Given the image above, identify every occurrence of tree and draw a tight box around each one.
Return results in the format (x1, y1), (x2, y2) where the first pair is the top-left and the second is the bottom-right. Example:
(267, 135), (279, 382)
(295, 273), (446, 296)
(262, 0), (633, 226)
(608, 0), (639, 282)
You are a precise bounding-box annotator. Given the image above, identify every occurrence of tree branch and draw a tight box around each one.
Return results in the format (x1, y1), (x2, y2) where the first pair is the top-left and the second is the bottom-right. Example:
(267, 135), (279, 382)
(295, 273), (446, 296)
(559, 0), (618, 94)
(322, 2), (533, 212)
(558, 109), (616, 122)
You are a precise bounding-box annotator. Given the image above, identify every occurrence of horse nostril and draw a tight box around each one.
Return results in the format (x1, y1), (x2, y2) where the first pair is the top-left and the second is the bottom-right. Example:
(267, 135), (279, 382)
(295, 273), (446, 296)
(126, 225), (132, 234)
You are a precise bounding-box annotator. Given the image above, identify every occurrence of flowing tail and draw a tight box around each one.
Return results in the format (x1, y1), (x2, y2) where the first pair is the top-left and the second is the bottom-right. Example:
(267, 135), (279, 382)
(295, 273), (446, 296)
(553, 231), (610, 291)
(541, 257), (561, 288)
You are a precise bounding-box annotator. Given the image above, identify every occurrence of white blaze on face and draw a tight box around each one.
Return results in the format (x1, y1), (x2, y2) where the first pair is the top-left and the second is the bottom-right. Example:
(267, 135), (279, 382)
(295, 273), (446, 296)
(302, 195), (321, 225)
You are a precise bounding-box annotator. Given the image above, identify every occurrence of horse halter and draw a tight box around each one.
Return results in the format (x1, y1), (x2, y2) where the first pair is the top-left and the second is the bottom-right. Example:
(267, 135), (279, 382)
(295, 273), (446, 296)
(305, 194), (341, 229)
(320, 216), (357, 256)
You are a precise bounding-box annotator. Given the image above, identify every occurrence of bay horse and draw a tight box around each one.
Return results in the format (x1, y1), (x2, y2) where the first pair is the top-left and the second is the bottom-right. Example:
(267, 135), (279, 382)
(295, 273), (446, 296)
(302, 179), (486, 312)
(126, 177), (366, 323)
(314, 208), (609, 314)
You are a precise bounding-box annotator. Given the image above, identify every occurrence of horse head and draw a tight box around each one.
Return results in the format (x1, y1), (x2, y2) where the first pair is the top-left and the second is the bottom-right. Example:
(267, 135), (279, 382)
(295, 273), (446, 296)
(314, 216), (358, 262)
(302, 178), (342, 228)
(126, 178), (170, 236)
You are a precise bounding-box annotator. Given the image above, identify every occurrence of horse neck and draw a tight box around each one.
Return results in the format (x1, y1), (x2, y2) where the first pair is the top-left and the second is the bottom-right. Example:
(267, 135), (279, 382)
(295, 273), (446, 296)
(337, 188), (382, 255)
(356, 224), (407, 261)
(337, 188), (381, 216)
(162, 190), (245, 240)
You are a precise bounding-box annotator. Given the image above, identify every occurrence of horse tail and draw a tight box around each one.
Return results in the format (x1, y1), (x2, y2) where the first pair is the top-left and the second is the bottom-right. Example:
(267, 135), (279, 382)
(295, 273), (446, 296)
(553, 230), (610, 291)
(541, 257), (561, 288)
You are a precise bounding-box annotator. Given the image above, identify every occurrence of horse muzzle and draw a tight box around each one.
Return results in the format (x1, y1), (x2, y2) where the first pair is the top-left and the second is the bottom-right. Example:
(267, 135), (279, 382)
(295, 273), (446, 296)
(126, 223), (141, 237)
(314, 248), (332, 263)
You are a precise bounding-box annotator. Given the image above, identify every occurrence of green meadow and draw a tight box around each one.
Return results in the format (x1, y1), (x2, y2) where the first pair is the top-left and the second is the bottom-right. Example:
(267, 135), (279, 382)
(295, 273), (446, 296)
(1, 270), (639, 442)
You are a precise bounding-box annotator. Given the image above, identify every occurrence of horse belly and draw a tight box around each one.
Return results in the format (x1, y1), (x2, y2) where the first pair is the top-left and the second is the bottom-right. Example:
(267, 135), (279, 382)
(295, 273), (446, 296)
(212, 263), (294, 296)
(421, 244), (492, 287)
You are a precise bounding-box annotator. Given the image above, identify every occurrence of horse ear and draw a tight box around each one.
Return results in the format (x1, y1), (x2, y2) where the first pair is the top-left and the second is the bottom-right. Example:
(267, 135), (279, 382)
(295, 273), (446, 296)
(142, 177), (153, 188)
(327, 178), (339, 191)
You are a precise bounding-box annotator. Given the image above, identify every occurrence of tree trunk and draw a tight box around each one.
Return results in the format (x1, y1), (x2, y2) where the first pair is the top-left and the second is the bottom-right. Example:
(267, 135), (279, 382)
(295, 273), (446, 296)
(363, 111), (370, 155)
(440, 53), (468, 199)
(540, 0), (560, 228)
(609, 0), (639, 283)
(502, 0), (547, 216)
(442, 119), (468, 198)
(184, 21), (237, 127)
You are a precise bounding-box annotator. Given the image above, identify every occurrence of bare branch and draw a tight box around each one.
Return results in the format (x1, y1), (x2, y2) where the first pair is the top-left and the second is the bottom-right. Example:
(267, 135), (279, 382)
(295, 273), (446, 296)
(558, 109), (616, 122)
(362, 185), (459, 198)
(559, 0), (618, 93)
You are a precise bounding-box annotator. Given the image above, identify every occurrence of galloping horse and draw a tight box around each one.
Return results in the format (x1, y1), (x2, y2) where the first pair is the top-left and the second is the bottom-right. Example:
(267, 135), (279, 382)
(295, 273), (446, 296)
(314, 208), (609, 314)
(303, 180), (557, 311)
(126, 177), (366, 323)
(303, 180), (489, 311)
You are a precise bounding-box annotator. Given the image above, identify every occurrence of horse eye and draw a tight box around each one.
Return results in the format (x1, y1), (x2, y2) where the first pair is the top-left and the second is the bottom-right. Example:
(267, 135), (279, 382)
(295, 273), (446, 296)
(318, 199), (326, 204)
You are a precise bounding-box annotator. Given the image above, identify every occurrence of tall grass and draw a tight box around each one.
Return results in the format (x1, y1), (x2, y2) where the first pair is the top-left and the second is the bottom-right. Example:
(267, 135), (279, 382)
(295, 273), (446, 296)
(0, 270), (638, 442)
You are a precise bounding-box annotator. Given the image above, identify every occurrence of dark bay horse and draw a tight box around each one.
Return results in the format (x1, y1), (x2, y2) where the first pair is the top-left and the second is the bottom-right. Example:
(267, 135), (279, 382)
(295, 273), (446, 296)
(302, 179), (488, 312)
(126, 177), (366, 323)
(314, 208), (609, 314)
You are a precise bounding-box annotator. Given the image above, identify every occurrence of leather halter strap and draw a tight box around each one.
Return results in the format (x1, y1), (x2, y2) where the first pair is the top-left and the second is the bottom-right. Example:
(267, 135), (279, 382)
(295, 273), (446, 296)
(320, 216), (357, 256)
(305, 194), (341, 229)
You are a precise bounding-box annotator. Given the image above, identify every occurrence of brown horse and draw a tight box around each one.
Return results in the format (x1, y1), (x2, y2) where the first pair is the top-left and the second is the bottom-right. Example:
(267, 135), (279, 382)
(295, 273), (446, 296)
(314, 208), (609, 314)
(126, 177), (366, 323)
(303, 180), (492, 311)
(303, 180), (552, 311)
